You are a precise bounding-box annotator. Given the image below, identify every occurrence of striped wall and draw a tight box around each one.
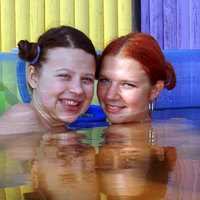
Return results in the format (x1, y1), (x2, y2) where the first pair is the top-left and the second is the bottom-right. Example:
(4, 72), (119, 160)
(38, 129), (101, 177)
(1, 0), (200, 52)
(0, 0), (133, 52)
(141, 0), (200, 49)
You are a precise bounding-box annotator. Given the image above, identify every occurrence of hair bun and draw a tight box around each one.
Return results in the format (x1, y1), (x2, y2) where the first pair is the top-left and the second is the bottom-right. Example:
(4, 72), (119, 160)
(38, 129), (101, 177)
(164, 62), (176, 90)
(17, 40), (38, 62)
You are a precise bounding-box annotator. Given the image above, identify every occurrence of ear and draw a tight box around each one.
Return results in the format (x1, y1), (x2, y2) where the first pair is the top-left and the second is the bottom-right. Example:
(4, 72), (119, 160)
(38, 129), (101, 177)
(150, 80), (164, 101)
(28, 65), (37, 89)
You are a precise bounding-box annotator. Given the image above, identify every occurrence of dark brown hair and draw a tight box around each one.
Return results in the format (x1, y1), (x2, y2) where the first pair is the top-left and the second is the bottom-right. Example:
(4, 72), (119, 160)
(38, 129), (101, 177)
(18, 26), (97, 69)
(98, 32), (176, 90)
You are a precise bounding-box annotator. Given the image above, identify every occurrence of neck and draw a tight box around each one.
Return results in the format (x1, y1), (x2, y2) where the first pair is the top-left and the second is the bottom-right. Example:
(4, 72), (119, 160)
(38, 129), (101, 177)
(30, 94), (65, 128)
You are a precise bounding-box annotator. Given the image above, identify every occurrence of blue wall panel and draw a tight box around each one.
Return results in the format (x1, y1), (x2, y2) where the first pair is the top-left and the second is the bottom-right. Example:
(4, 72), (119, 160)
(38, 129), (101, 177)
(157, 50), (200, 109)
(141, 0), (200, 49)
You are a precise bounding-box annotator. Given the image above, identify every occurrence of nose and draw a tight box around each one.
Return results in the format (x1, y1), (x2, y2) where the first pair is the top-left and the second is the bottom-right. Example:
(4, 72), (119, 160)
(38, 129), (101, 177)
(68, 79), (84, 95)
(106, 84), (120, 100)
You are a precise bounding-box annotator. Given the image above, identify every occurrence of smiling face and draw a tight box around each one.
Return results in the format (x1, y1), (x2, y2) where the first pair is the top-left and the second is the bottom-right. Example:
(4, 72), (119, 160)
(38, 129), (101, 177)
(97, 55), (157, 124)
(29, 48), (96, 125)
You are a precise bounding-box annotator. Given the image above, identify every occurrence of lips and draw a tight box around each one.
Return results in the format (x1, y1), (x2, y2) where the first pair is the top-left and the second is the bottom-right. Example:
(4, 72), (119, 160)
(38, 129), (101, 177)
(60, 99), (82, 111)
(60, 99), (79, 106)
(105, 104), (124, 113)
(107, 105), (119, 109)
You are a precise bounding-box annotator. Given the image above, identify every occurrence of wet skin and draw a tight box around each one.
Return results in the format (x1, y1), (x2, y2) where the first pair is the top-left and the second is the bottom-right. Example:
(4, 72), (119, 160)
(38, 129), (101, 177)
(29, 48), (96, 126)
(97, 55), (159, 123)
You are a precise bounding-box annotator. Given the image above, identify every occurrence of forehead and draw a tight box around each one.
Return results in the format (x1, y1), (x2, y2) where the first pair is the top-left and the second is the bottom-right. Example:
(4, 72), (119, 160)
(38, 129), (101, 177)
(100, 55), (148, 79)
(41, 47), (96, 73)
(45, 47), (94, 62)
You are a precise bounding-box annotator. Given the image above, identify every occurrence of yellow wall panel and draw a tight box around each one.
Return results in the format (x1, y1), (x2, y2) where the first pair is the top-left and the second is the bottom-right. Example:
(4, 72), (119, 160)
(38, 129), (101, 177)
(0, 0), (133, 51)
(0, 188), (5, 200)
(15, 0), (30, 45)
(30, 0), (45, 42)
(0, 152), (6, 199)
(89, 0), (103, 50)
(5, 187), (22, 200)
(75, 0), (89, 36)
(0, 1), (1, 51)
(1, 0), (15, 52)
(118, 0), (132, 37)
(103, 0), (118, 47)
(20, 185), (33, 200)
(60, 0), (74, 26)
(45, 0), (60, 30)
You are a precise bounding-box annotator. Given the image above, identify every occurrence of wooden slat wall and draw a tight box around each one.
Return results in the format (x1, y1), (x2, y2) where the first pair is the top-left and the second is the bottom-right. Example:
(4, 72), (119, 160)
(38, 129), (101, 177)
(30, 0), (45, 42)
(1, 0), (15, 52)
(0, 0), (133, 52)
(60, 0), (74, 27)
(15, 0), (30, 44)
(141, 0), (200, 49)
(45, 0), (60, 29)
(118, 0), (132, 37)
(89, 0), (103, 50)
(103, 0), (118, 47)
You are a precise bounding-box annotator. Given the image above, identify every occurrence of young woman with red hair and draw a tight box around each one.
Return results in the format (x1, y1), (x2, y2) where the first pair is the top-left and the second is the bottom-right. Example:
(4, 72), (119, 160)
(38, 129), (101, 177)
(97, 32), (176, 124)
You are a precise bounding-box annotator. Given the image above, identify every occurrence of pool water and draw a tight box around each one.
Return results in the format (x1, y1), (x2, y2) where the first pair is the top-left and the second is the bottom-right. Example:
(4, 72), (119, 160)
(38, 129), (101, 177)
(0, 109), (200, 200)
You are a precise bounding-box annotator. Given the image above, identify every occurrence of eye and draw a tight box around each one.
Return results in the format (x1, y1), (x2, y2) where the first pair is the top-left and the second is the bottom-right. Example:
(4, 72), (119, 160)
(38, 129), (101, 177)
(82, 77), (94, 84)
(98, 78), (110, 84)
(125, 83), (135, 87)
(58, 74), (70, 80)
(122, 82), (135, 88)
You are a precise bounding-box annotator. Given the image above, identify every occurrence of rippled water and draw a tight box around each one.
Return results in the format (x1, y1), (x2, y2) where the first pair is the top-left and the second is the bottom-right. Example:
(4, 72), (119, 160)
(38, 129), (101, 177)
(0, 109), (200, 200)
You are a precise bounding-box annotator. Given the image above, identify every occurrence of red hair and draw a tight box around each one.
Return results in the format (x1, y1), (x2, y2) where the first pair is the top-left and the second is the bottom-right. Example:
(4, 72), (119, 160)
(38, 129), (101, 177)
(99, 32), (176, 90)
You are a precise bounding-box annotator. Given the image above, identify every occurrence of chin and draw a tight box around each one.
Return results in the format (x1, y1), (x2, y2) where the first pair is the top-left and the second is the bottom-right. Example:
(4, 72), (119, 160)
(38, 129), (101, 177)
(58, 114), (80, 124)
(107, 117), (126, 124)
(108, 115), (139, 124)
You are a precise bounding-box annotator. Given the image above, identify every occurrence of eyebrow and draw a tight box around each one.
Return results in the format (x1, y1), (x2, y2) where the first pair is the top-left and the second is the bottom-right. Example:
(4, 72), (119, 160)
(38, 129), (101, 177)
(55, 68), (95, 76)
(85, 73), (95, 77)
(98, 74), (108, 78)
(99, 74), (138, 83)
(54, 68), (71, 72)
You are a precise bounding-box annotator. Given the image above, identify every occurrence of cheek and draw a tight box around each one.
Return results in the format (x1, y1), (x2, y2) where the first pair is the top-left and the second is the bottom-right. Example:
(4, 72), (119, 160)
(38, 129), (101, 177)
(38, 76), (55, 90)
(47, 78), (71, 94)
(84, 85), (94, 98)
(97, 83), (106, 99)
(37, 80), (65, 101)
(121, 89), (149, 105)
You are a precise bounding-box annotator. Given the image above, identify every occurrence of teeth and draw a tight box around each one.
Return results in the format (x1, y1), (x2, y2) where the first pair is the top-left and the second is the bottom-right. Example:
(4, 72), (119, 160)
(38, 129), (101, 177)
(107, 105), (119, 109)
(61, 100), (78, 106)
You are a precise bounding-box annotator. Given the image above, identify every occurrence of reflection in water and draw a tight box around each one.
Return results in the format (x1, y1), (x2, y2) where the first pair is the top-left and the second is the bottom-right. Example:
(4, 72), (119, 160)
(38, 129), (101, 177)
(28, 131), (98, 200)
(97, 123), (177, 200)
(0, 120), (200, 199)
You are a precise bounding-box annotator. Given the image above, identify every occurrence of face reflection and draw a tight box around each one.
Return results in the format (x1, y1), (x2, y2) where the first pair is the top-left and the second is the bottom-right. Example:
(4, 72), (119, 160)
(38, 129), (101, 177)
(30, 48), (96, 125)
(98, 125), (152, 197)
(31, 131), (98, 200)
(97, 55), (154, 123)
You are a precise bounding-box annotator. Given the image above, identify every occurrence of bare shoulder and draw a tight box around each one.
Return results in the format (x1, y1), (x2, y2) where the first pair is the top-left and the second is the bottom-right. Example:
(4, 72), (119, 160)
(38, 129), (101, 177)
(0, 103), (38, 120)
(0, 103), (42, 134)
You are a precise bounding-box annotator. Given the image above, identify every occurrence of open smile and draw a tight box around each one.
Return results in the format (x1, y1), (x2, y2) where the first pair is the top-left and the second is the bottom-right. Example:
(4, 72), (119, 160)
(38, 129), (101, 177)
(60, 99), (83, 111)
(60, 99), (80, 106)
(105, 104), (125, 113)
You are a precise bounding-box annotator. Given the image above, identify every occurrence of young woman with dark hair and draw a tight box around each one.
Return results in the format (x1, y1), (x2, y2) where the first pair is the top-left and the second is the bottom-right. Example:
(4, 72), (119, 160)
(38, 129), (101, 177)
(0, 26), (97, 133)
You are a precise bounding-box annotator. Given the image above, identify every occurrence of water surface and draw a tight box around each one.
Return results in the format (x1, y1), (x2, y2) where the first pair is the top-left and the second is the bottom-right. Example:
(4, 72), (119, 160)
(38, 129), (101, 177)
(0, 109), (200, 200)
